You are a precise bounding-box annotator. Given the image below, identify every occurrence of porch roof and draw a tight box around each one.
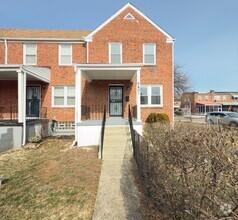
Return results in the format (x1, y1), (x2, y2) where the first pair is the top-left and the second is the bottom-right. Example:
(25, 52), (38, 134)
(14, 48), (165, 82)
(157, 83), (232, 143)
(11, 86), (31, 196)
(196, 102), (222, 106)
(0, 65), (50, 83)
(75, 63), (142, 82)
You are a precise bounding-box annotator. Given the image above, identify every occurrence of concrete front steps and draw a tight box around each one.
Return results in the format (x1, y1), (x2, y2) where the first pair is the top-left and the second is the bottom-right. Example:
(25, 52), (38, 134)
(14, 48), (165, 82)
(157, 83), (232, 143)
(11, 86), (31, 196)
(102, 125), (133, 160)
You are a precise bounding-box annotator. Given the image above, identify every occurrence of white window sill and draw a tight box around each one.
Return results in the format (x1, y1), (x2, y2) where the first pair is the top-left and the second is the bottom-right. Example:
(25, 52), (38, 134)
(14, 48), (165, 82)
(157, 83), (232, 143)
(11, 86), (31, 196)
(141, 105), (163, 108)
(52, 106), (75, 108)
(24, 63), (37, 65)
(58, 64), (73, 66)
(143, 63), (156, 66)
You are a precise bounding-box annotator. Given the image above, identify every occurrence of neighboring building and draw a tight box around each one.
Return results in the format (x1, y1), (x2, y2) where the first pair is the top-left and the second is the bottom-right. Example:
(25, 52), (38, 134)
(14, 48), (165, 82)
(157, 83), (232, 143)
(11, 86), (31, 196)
(181, 90), (238, 115)
(0, 3), (174, 147)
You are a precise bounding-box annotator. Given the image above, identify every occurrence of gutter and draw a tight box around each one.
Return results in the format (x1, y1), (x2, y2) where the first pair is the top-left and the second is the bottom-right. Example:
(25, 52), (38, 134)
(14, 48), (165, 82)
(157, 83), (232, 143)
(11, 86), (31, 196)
(0, 37), (87, 43)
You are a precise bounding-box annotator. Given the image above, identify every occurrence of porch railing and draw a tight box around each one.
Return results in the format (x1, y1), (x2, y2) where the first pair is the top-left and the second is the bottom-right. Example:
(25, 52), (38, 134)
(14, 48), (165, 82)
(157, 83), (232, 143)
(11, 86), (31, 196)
(81, 105), (105, 121)
(0, 106), (47, 121)
(99, 105), (106, 159)
(132, 105), (137, 120)
(128, 105), (135, 154)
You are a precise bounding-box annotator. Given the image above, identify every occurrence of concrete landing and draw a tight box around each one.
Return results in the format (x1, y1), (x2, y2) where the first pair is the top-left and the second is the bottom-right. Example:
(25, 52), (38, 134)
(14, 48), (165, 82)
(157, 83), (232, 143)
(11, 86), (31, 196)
(92, 126), (142, 220)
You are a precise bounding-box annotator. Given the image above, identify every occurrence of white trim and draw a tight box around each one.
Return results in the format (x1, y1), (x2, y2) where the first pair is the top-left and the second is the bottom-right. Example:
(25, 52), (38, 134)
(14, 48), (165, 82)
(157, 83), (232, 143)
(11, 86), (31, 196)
(87, 3), (174, 41)
(172, 41), (175, 123)
(58, 44), (72, 66)
(143, 43), (156, 65)
(140, 84), (163, 107)
(124, 13), (135, 20)
(52, 85), (75, 108)
(4, 39), (8, 64)
(0, 37), (85, 42)
(109, 42), (122, 64)
(23, 43), (37, 65)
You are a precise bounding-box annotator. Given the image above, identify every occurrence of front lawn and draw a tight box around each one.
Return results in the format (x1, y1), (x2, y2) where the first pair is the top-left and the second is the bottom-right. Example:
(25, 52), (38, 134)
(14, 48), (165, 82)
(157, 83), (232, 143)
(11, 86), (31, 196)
(0, 136), (101, 219)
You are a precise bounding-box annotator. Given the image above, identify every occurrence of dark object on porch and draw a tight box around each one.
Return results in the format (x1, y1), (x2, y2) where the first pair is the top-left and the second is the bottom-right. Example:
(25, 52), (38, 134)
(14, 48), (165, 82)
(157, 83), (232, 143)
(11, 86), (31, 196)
(146, 113), (170, 123)
(100, 105), (106, 159)
(125, 96), (129, 102)
(51, 118), (57, 133)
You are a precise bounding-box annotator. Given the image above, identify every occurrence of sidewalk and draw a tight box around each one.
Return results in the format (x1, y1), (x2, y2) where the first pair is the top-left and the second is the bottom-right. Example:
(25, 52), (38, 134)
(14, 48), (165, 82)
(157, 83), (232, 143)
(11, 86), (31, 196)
(92, 127), (142, 220)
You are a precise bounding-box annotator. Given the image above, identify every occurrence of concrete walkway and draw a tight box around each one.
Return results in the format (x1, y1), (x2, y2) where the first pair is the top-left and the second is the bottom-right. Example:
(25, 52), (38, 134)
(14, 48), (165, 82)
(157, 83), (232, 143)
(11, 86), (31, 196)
(92, 126), (142, 220)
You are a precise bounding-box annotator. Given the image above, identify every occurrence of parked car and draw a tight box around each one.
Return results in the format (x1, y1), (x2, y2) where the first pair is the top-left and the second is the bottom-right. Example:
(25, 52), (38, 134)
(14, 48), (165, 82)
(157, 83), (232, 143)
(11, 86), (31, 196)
(205, 111), (238, 127)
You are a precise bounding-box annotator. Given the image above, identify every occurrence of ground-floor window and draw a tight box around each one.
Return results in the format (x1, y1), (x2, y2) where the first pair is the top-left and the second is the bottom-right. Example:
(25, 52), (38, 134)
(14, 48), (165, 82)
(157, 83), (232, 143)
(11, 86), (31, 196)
(52, 86), (75, 107)
(140, 85), (163, 107)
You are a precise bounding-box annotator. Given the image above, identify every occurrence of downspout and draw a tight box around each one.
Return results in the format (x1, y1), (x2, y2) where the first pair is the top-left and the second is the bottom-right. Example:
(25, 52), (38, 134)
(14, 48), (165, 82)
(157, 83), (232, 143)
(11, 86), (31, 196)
(4, 39), (8, 64)
(72, 65), (78, 147)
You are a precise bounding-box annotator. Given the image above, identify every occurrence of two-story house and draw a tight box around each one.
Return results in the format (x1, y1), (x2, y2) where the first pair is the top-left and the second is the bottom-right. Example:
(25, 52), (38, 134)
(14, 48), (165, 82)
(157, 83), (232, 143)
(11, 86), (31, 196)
(0, 3), (174, 147)
(181, 90), (238, 115)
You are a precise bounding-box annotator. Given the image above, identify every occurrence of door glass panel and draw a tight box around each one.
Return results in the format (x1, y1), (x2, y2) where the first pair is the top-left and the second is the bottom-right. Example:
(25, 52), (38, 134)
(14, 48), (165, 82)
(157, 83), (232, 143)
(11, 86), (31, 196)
(109, 87), (123, 116)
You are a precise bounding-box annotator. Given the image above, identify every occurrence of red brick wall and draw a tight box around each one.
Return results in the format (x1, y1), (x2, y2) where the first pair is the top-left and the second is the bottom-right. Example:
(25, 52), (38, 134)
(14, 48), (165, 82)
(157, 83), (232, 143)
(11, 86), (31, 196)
(88, 7), (173, 121)
(0, 7), (173, 122)
(0, 42), (5, 64)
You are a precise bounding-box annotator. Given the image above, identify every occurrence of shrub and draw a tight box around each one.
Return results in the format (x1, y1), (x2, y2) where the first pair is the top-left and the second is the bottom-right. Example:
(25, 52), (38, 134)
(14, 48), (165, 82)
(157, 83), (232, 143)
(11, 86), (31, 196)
(136, 123), (238, 219)
(28, 135), (41, 143)
(146, 113), (170, 124)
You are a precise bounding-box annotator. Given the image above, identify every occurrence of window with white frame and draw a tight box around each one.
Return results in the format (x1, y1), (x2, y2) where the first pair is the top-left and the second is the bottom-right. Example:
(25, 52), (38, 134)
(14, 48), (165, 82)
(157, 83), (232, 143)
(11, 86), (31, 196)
(140, 85), (162, 106)
(214, 95), (220, 101)
(109, 43), (122, 63)
(24, 44), (37, 65)
(223, 95), (226, 101)
(53, 86), (75, 107)
(143, 43), (156, 65)
(59, 44), (72, 65)
(198, 95), (202, 101)
(205, 95), (209, 101)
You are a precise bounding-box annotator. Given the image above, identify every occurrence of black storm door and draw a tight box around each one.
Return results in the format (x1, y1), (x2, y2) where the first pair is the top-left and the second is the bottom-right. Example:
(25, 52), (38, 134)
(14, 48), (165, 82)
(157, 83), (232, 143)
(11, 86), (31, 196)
(109, 86), (123, 117)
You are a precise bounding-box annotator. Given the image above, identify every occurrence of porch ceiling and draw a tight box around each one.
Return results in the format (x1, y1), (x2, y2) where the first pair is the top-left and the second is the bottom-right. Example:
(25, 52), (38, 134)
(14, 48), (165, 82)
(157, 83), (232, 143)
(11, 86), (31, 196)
(75, 63), (142, 82)
(0, 65), (50, 82)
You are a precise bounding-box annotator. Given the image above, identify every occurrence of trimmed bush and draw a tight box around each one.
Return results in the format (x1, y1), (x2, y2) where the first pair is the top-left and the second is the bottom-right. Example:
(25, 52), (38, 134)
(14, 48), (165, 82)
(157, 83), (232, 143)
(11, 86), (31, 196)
(136, 123), (238, 219)
(146, 113), (170, 124)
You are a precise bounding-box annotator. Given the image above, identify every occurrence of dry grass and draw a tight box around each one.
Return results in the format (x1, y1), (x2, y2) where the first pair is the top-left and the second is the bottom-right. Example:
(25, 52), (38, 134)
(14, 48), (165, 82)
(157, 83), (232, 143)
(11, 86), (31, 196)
(0, 136), (102, 219)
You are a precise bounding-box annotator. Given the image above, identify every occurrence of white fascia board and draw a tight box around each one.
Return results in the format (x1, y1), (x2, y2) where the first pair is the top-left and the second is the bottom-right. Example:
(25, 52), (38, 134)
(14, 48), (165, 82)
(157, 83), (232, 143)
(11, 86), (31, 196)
(75, 63), (143, 68)
(87, 2), (174, 41)
(0, 37), (86, 43)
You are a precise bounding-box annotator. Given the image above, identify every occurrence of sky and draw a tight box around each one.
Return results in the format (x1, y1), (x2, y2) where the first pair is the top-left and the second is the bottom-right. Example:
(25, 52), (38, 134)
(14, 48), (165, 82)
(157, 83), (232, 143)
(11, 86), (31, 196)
(0, 0), (237, 92)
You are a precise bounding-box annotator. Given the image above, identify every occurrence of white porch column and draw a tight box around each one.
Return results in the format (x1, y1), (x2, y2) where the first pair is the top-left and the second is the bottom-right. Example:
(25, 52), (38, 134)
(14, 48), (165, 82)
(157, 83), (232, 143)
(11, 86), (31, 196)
(76, 68), (82, 123)
(17, 69), (26, 145)
(136, 69), (141, 122)
(17, 70), (24, 123)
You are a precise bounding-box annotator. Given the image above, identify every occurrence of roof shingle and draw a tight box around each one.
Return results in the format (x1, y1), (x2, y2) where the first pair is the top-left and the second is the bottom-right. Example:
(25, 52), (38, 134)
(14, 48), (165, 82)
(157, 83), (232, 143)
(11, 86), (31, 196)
(0, 28), (91, 39)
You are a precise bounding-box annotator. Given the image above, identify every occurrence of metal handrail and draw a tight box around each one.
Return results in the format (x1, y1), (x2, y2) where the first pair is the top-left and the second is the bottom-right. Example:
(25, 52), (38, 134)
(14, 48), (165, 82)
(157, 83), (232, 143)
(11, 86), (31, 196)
(100, 105), (106, 159)
(128, 105), (136, 155)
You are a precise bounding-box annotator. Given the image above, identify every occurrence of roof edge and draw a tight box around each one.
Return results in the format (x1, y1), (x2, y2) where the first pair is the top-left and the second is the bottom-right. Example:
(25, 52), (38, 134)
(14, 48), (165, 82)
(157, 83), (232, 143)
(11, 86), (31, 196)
(87, 2), (174, 40)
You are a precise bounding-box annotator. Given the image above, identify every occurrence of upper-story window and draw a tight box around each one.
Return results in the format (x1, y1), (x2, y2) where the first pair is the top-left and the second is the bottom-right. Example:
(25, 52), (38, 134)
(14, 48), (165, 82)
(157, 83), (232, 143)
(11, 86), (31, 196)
(223, 95), (226, 101)
(198, 95), (202, 101)
(214, 95), (220, 101)
(24, 44), (37, 65)
(143, 43), (156, 65)
(59, 44), (72, 65)
(205, 95), (209, 101)
(109, 43), (122, 64)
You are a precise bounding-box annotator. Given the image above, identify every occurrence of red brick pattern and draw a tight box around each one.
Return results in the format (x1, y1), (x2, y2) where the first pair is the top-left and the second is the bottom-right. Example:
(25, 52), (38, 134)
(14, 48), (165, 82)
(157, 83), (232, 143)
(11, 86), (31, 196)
(0, 6), (173, 122)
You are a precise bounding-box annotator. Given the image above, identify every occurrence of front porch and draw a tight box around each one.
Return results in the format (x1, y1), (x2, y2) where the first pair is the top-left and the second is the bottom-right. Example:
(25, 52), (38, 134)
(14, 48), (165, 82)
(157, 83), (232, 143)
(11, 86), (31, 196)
(0, 65), (50, 146)
(74, 63), (143, 147)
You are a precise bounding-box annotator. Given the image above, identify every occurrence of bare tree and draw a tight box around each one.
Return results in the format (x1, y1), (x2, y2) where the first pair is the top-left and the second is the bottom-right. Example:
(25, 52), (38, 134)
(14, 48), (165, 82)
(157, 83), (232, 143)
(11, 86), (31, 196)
(174, 64), (191, 99)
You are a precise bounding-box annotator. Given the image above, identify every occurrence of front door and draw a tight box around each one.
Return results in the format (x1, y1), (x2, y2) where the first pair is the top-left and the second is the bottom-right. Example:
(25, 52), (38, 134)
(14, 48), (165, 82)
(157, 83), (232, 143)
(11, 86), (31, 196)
(26, 86), (40, 117)
(109, 86), (123, 117)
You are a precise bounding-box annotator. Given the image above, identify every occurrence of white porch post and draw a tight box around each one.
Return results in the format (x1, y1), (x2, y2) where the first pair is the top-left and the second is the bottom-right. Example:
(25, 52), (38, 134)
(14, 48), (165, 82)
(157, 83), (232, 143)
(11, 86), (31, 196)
(76, 69), (82, 122)
(17, 70), (24, 123)
(136, 69), (141, 122)
(17, 69), (26, 145)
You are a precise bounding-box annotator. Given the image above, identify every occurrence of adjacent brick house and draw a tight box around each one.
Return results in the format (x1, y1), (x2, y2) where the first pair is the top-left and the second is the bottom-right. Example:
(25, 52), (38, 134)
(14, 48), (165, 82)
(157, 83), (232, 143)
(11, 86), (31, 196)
(181, 90), (238, 115)
(0, 3), (174, 146)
